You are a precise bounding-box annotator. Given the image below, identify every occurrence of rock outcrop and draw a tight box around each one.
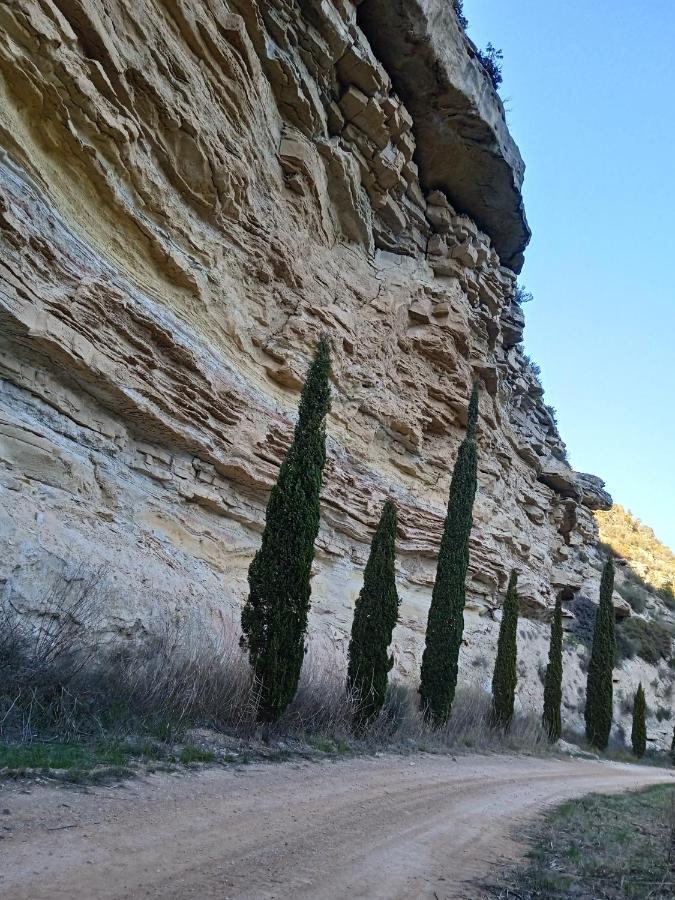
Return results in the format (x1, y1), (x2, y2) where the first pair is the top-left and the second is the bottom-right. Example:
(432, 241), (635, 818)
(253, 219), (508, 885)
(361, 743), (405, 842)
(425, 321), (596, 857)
(357, 0), (530, 271)
(1, 1), (667, 743)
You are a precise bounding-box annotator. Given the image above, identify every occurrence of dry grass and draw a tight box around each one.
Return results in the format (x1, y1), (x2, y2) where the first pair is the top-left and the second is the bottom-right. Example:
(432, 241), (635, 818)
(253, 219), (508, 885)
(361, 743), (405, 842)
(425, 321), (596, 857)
(0, 570), (550, 770)
(596, 504), (675, 603)
(483, 785), (675, 899)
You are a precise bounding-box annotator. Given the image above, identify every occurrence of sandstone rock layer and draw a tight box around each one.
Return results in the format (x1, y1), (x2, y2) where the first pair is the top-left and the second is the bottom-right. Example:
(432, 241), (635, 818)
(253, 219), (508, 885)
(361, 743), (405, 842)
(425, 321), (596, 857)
(0, 1), (618, 696)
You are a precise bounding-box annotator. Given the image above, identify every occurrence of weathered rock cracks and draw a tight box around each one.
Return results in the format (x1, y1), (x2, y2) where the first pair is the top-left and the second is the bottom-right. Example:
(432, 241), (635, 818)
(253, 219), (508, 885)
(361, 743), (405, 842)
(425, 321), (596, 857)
(2, 1), (661, 739)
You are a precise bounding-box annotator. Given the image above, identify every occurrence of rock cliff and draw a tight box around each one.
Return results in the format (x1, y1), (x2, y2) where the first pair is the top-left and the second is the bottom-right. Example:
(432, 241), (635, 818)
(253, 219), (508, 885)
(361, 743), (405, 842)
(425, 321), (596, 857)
(0, 1), (669, 741)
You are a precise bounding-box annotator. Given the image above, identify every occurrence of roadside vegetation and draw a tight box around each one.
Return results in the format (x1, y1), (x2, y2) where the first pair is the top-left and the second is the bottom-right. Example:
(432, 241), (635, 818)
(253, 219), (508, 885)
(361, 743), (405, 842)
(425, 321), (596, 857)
(2, 338), (674, 785)
(483, 784), (675, 899)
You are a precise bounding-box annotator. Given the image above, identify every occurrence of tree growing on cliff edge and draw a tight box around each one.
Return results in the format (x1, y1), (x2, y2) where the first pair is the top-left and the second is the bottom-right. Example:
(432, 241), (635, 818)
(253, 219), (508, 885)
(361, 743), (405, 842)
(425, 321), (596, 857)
(240, 338), (331, 722)
(347, 500), (400, 724)
(491, 571), (519, 729)
(631, 683), (647, 758)
(452, 0), (468, 31)
(543, 594), (564, 742)
(584, 557), (616, 750)
(419, 383), (479, 726)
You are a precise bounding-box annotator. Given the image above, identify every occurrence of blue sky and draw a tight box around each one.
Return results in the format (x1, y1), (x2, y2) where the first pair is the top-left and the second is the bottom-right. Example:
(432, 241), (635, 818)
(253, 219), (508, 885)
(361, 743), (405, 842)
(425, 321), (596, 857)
(464, 0), (674, 551)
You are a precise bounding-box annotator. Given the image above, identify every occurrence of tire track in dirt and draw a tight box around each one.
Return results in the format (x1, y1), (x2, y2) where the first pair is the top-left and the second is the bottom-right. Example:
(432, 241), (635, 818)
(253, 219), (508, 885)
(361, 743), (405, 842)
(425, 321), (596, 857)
(1, 754), (672, 899)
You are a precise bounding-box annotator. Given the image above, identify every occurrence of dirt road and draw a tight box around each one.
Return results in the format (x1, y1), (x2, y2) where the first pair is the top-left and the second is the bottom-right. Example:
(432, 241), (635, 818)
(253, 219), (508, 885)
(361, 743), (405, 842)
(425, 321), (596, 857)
(1, 754), (672, 899)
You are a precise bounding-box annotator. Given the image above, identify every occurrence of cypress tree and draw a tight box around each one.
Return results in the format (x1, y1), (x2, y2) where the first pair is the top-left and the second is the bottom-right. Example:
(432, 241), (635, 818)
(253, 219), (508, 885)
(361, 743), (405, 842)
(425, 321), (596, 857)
(671, 724), (675, 765)
(631, 683), (647, 759)
(491, 571), (519, 729)
(542, 594), (564, 742)
(584, 557), (616, 750)
(241, 338), (331, 722)
(347, 500), (400, 723)
(419, 384), (479, 726)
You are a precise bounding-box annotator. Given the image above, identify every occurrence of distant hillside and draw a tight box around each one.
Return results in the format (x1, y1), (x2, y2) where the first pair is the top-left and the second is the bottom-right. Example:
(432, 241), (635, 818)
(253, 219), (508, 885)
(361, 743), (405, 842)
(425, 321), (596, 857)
(595, 505), (675, 599)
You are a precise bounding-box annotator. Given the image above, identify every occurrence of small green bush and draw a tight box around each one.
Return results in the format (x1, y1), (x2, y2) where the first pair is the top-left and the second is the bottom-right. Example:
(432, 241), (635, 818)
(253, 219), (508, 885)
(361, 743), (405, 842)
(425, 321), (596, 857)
(452, 0), (468, 30)
(657, 581), (675, 610)
(616, 617), (673, 666)
(616, 579), (648, 614)
(476, 43), (504, 90)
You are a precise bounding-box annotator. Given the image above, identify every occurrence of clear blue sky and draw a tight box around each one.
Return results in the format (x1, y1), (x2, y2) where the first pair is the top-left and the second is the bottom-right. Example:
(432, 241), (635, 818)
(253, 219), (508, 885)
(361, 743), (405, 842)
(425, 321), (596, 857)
(464, 0), (674, 551)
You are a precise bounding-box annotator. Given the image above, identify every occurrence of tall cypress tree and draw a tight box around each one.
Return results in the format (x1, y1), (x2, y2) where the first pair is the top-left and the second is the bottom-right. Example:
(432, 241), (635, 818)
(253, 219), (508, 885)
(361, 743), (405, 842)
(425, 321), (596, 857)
(347, 500), (400, 723)
(241, 338), (331, 722)
(543, 594), (564, 742)
(671, 724), (675, 765)
(491, 571), (519, 729)
(419, 383), (479, 726)
(630, 683), (647, 759)
(584, 557), (616, 750)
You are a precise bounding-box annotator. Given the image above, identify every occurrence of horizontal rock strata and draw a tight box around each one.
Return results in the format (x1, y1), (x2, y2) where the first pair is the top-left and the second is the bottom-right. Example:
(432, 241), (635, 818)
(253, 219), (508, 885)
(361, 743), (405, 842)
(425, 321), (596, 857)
(3, 1), (660, 740)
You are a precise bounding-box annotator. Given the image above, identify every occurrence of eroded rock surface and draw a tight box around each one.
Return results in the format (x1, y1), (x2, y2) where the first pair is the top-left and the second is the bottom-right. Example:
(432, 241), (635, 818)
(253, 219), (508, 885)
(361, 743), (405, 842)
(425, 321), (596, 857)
(357, 0), (530, 271)
(2, 1), (660, 736)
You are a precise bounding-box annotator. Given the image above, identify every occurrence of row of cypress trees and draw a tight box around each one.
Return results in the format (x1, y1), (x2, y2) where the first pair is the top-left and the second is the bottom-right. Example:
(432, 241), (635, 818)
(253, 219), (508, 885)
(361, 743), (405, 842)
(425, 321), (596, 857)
(239, 338), (665, 757)
(240, 336), (481, 725)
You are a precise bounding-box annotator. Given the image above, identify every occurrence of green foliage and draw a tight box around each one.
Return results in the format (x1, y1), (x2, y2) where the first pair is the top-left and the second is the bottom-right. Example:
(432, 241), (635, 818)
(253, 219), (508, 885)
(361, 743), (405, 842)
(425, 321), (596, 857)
(616, 616), (673, 666)
(616, 578), (649, 613)
(0, 741), (126, 771)
(491, 571), (519, 729)
(241, 338), (331, 722)
(514, 284), (533, 305)
(596, 504), (675, 604)
(543, 594), (564, 741)
(657, 581), (675, 610)
(476, 43), (504, 90)
(631, 684), (647, 758)
(488, 786), (675, 899)
(178, 746), (216, 765)
(419, 384), (479, 726)
(347, 500), (400, 723)
(584, 558), (616, 750)
(452, 0), (468, 30)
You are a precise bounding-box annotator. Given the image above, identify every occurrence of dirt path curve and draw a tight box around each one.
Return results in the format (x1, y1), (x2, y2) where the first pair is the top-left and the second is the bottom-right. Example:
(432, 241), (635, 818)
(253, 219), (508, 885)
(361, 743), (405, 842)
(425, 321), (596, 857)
(0, 753), (672, 899)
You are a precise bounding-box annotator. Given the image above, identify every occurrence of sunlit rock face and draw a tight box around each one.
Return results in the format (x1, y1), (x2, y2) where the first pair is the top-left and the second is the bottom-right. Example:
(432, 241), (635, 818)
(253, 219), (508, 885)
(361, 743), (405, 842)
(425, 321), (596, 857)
(1, 1), (626, 710)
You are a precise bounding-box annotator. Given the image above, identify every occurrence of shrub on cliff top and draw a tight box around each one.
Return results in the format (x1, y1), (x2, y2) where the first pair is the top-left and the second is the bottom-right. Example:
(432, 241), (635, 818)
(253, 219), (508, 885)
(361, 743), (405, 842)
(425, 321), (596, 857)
(347, 500), (400, 724)
(584, 557), (616, 750)
(419, 384), (479, 726)
(241, 338), (331, 722)
(476, 43), (504, 90)
(543, 594), (564, 742)
(453, 0), (468, 31)
(491, 571), (519, 730)
(631, 683), (647, 758)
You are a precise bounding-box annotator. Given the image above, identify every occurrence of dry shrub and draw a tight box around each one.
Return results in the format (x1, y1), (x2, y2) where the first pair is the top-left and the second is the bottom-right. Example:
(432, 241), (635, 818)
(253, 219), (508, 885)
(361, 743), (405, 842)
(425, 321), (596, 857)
(102, 616), (259, 735)
(1, 571), (549, 755)
(0, 567), (105, 739)
(368, 683), (548, 753)
(275, 638), (358, 738)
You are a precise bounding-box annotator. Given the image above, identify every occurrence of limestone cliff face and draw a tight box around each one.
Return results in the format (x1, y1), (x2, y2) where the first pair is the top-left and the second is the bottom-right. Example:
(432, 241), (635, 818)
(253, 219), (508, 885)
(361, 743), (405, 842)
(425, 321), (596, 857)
(0, 3), (624, 702)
